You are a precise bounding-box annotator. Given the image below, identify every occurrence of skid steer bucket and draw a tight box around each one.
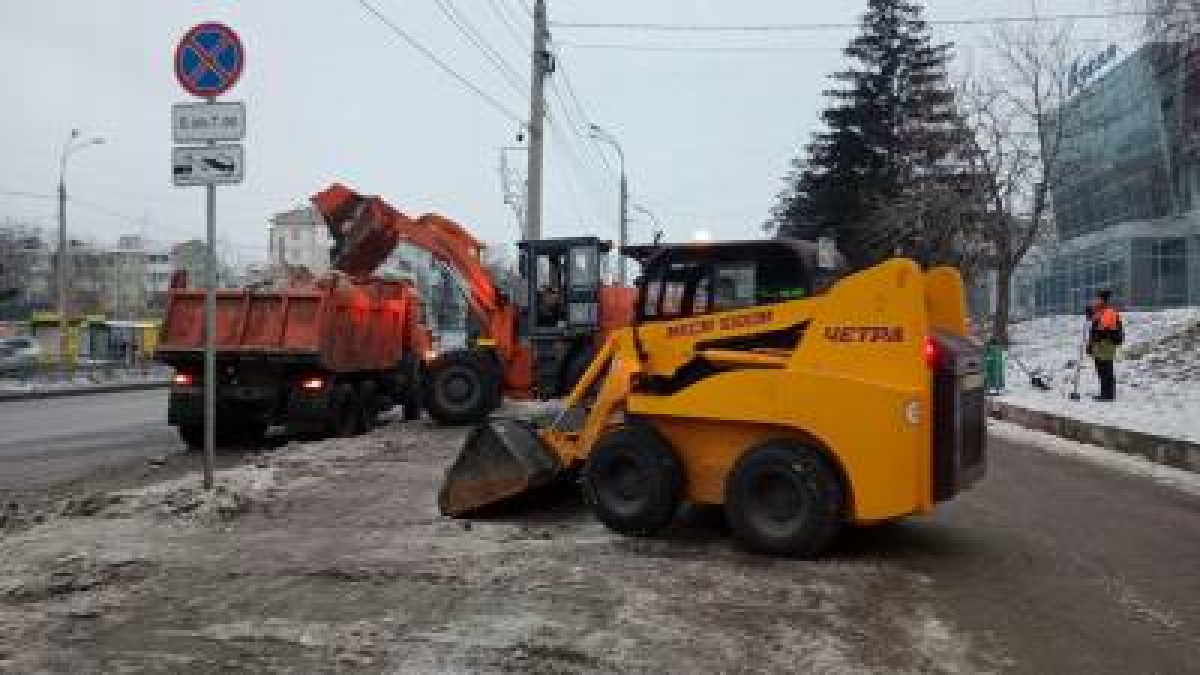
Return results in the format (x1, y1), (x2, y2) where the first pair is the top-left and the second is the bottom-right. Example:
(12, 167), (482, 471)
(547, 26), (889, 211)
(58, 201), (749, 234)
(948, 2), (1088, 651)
(438, 418), (564, 517)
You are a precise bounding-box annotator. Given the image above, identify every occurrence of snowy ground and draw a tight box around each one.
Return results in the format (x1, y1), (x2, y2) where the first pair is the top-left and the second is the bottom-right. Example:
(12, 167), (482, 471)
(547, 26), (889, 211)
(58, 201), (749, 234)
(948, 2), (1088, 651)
(999, 308), (1200, 443)
(0, 367), (169, 395)
(0, 415), (1009, 674)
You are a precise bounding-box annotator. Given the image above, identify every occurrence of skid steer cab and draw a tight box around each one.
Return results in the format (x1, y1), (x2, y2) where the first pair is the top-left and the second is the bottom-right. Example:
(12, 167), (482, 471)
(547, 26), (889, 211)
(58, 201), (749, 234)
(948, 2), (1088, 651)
(440, 238), (987, 557)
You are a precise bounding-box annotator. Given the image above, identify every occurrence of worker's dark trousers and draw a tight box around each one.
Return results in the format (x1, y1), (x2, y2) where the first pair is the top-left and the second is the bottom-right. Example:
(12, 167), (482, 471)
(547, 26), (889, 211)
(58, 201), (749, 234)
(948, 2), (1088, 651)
(1094, 358), (1116, 400)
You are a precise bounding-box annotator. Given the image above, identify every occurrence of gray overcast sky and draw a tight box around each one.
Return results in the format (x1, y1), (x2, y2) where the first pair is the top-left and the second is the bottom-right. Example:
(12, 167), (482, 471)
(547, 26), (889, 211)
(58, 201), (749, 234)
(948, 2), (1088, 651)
(1, 0), (1137, 264)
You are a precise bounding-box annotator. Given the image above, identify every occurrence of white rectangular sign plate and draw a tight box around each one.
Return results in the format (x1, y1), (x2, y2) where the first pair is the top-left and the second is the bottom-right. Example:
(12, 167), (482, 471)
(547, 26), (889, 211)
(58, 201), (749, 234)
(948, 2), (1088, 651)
(172, 144), (245, 186)
(172, 101), (246, 143)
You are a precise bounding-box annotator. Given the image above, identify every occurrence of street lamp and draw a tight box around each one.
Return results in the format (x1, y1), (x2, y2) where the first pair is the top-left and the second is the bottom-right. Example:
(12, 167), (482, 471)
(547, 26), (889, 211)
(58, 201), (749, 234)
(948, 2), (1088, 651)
(630, 203), (663, 242)
(57, 129), (104, 374)
(587, 123), (628, 284)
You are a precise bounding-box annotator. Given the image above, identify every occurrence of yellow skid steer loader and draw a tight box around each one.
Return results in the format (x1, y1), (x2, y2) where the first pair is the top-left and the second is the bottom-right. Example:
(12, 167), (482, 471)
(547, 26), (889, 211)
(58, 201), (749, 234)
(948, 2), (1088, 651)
(439, 240), (986, 556)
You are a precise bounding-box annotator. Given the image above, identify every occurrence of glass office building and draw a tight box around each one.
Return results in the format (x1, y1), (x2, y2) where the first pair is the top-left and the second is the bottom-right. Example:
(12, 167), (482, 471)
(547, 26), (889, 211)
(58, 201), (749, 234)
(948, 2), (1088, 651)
(1013, 39), (1200, 317)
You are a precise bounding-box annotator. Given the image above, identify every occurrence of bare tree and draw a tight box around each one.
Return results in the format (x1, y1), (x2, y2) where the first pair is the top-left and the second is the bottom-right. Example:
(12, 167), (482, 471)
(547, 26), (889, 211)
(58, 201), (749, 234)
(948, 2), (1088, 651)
(957, 22), (1084, 345)
(1140, 0), (1200, 39)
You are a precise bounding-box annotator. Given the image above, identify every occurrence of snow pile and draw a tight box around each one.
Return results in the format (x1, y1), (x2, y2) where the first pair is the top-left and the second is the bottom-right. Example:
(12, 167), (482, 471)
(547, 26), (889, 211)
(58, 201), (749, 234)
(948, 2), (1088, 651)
(1000, 307), (1200, 442)
(60, 466), (280, 525)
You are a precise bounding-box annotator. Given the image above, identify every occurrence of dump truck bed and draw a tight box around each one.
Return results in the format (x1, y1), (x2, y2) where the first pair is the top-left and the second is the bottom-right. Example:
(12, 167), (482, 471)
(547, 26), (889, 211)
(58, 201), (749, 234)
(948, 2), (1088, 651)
(156, 275), (425, 373)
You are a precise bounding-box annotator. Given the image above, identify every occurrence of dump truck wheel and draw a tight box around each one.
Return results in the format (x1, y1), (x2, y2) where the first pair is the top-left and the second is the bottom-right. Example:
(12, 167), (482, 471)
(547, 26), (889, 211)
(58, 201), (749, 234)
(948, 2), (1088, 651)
(177, 424), (257, 450)
(424, 350), (499, 425)
(400, 356), (424, 421)
(584, 423), (683, 536)
(724, 441), (844, 557)
(358, 381), (380, 431)
(332, 383), (361, 437)
(177, 425), (204, 451)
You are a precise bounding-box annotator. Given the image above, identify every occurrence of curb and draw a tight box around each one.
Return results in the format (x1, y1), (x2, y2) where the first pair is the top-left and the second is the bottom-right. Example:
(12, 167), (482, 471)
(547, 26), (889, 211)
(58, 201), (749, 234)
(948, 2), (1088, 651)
(0, 380), (169, 403)
(988, 399), (1200, 474)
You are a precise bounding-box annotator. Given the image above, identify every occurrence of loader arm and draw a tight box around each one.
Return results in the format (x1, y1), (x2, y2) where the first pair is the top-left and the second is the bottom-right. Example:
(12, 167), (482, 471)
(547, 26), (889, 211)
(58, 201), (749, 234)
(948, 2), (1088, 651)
(312, 184), (522, 370)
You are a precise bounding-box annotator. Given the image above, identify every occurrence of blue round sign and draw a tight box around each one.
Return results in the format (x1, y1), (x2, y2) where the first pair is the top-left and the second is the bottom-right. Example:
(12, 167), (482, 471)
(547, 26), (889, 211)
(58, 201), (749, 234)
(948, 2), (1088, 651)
(175, 22), (244, 98)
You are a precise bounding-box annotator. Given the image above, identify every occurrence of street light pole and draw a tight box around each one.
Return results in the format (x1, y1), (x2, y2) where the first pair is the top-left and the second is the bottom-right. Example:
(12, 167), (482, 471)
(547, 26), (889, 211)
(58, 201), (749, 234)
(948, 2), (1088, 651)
(56, 129), (103, 376)
(631, 203), (663, 241)
(588, 124), (628, 284)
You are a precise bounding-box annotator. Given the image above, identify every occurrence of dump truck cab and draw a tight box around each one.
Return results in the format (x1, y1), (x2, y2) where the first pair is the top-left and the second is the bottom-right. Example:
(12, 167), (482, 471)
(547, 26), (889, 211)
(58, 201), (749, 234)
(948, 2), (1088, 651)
(441, 240), (986, 557)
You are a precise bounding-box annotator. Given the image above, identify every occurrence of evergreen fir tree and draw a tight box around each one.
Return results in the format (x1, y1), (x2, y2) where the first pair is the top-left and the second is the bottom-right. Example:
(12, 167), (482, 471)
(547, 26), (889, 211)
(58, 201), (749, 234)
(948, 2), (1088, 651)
(772, 0), (964, 269)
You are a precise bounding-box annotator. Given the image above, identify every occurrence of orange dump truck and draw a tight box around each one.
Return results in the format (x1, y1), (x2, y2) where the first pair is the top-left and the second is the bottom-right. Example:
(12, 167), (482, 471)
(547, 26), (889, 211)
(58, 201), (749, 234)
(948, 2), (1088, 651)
(155, 272), (432, 448)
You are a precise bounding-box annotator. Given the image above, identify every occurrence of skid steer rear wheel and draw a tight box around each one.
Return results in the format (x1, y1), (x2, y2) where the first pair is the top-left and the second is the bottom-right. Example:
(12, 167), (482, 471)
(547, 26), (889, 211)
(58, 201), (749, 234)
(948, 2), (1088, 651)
(583, 423), (683, 536)
(424, 350), (500, 425)
(724, 441), (844, 557)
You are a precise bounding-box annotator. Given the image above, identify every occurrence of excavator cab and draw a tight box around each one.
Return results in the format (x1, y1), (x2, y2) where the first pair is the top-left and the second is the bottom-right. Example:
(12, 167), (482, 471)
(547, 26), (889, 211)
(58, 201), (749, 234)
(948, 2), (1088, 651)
(517, 237), (613, 398)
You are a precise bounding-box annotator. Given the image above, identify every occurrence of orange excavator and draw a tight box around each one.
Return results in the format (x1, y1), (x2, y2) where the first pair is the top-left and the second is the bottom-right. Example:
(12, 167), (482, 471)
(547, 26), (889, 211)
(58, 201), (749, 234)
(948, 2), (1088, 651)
(312, 184), (636, 424)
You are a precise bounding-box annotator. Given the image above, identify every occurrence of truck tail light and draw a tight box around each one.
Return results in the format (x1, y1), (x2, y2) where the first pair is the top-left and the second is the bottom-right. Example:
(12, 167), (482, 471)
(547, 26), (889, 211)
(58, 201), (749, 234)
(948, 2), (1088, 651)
(299, 376), (326, 392)
(172, 371), (194, 387)
(923, 336), (943, 370)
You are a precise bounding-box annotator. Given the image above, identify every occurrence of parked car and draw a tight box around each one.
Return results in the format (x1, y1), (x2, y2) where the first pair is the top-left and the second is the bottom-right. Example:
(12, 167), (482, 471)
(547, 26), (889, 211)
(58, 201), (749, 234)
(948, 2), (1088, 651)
(0, 336), (42, 375)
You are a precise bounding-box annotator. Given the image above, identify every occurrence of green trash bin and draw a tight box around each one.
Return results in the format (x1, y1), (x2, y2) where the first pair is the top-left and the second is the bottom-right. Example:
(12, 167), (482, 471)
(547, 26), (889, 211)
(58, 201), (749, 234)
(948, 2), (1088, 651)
(984, 343), (1005, 392)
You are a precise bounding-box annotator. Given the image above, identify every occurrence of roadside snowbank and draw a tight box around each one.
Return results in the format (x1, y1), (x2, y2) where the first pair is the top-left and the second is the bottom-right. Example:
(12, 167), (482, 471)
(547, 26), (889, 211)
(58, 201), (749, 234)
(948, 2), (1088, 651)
(1000, 308), (1200, 443)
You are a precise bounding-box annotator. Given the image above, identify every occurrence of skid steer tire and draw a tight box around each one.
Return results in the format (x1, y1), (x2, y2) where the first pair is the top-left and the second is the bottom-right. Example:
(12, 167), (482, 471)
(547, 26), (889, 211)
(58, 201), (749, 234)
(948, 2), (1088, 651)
(724, 441), (844, 558)
(424, 350), (500, 426)
(583, 423), (683, 536)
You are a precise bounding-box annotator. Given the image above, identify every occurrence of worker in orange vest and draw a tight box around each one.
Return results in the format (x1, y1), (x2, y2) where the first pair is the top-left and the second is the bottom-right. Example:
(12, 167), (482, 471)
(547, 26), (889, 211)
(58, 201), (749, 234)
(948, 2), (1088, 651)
(1086, 289), (1124, 401)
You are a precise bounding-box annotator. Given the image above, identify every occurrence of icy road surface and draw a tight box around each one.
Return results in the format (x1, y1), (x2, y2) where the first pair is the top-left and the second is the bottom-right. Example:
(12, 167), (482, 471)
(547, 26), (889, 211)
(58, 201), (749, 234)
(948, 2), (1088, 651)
(0, 417), (1197, 673)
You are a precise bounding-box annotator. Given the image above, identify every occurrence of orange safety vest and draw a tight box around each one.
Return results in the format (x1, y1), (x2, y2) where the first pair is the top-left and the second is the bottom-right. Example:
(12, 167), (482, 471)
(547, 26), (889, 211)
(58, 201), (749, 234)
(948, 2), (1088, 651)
(1096, 307), (1121, 330)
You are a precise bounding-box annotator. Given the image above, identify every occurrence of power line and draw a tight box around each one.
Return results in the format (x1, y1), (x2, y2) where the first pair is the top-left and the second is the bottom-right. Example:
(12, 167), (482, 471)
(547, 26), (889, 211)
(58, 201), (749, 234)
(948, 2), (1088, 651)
(488, 0), (529, 51)
(546, 106), (615, 225)
(355, 0), (524, 124)
(557, 42), (843, 53)
(432, 0), (527, 97)
(550, 11), (1155, 32)
(0, 188), (53, 200)
(551, 57), (615, 175)
(547, 80), (612, 182)
(556, 36), (1129, 53)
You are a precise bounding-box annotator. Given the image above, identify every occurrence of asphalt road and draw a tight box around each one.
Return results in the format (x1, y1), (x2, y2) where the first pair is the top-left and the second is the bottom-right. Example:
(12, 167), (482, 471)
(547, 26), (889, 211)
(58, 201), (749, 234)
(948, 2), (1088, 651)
(0, 393), (1197, 672)
(855, 429), (1200, 673)
(0, 389), (178, 490)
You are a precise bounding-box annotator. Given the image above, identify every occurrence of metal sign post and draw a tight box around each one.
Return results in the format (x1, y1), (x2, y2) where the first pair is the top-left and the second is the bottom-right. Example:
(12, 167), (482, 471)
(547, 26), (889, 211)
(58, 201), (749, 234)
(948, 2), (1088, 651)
(173, 22), (245, 490)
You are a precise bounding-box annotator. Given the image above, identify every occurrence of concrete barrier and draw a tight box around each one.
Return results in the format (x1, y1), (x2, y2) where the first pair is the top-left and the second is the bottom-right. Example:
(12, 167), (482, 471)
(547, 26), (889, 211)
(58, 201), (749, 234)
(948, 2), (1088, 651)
(988, 399), (1200, 474)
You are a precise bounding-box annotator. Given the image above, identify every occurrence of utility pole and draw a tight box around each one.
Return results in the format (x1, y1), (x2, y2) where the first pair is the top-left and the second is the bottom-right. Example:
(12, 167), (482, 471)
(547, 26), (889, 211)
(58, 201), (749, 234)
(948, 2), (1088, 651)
(525, 0), (550, 241)
(56, 174), (68, 376)
(499, 145), (527, 234)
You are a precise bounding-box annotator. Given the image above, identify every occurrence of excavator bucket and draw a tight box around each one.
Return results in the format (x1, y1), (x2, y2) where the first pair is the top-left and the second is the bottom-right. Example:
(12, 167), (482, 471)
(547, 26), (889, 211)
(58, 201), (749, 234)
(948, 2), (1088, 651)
(438, 418), (564, 517)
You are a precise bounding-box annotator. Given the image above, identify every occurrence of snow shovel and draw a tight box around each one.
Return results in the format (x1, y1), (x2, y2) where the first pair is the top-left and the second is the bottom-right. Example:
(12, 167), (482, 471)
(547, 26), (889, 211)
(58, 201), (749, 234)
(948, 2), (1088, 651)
(1067, 332), (1088, 401)
(1010, 355), (1051, 391)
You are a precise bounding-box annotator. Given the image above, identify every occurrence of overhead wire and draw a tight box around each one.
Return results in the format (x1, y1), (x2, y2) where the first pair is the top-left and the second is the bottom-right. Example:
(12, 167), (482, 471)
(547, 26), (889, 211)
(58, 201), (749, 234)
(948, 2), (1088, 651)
(546, 101), (612, 223)
(550, 55), (615, 176)
(0, 185), (268, 257)
(488, 0), (530, 52)
(549, 11), (1156, 32)
(355, 0), (524, 124)
(432, 0), (528, 98)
